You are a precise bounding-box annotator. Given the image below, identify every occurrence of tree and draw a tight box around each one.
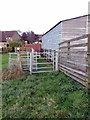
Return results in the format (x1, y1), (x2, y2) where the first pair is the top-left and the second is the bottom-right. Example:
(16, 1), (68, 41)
(21, 32), (28, 42)
(21, 31), (40, 44)
(27, 31), (36, 43)
(9, 41), (22, 52)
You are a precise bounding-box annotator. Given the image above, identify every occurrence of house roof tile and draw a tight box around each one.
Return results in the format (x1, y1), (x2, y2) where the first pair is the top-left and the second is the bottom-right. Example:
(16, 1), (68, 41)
(4, 31), (18, 37)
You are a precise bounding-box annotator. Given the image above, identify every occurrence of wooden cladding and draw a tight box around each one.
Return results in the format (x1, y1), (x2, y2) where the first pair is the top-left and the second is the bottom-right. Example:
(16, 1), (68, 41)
(59, 34), (90, 87)
(87, 34), (90, 88)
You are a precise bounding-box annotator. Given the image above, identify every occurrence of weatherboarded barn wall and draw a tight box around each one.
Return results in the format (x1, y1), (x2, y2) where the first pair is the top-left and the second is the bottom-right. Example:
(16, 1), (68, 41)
(42, 15), (88, 51)
(60, 15), (88, 42)
(42, 23), (61, 50)
(58, 15), (88, 87)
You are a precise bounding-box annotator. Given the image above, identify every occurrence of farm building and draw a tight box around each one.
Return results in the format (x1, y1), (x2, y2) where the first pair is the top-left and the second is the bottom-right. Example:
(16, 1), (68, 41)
(42, 14), (90, 87)
(42, 15), (88, 50)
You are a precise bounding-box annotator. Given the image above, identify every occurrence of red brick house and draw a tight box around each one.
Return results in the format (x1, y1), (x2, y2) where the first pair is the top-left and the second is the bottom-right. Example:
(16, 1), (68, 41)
(24, 42), (41, 52)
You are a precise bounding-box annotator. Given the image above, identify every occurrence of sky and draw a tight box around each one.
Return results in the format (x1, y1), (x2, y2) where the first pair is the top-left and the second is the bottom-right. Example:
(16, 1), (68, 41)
(0, 0), (89, 34)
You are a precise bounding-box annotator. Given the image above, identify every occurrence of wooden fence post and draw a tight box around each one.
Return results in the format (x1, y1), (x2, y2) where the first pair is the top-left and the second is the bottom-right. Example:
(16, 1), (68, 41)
(87, 34), (90, 89)
(17, 52), (23, 72)
(67, 41), (70, 59)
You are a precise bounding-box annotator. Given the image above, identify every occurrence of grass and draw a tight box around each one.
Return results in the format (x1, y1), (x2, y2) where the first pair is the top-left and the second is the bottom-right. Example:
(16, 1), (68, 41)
(0, 54), (2, 71)
(2, 71), (89, 119)
(2, 54), (9, 70)
(1, 53), (89, 119)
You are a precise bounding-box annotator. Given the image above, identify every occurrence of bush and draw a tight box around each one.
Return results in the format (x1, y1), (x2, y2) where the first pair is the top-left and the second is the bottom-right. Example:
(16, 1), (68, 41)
(2, 47), (8, 53)
(2, 47), (12, 53)
(9, 41), (22, 47)
(7, 47), (12, 52)
(9, 41), (22, 52)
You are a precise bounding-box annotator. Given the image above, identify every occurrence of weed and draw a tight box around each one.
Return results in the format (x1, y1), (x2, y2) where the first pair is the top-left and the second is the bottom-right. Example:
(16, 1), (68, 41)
(2, 66), (28, 80)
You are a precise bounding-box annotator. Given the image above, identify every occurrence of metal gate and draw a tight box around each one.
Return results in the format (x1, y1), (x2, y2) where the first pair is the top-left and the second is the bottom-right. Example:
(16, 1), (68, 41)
(9, 51), (58, 74)
(31, 52), (55, 74)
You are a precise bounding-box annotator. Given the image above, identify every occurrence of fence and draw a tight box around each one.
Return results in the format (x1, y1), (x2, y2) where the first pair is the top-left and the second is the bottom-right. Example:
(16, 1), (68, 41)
(9, 51), (58, 74)
(15, 47), (33, 52)
(9, 52), (24, 71)
(9, 34), (90, 87)
(58, 34), (90, 87)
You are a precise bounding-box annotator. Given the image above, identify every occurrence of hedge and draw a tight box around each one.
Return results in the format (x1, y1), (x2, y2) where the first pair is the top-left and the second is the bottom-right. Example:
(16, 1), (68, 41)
(2, 47), (12, 53)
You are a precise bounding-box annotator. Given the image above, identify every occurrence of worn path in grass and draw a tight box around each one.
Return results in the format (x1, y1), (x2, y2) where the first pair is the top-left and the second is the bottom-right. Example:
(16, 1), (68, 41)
(2, 71), (89, 119)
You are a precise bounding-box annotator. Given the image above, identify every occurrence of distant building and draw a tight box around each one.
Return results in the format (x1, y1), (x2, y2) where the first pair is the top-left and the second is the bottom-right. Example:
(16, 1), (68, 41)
(0, 31), (21, 48)
(42, 15), (88, 50)
(24, 43), (41, 52)
(4, 31), (21, 42)
(0, 31), (7, 48)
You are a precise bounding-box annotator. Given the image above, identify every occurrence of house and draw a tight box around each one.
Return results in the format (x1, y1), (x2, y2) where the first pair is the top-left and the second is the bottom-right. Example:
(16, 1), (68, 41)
(0, 30), (21, 48)
(24, 43), (41, 52)
(42, 15), (88, 50)
(0, 31), (8, 48)
(4, 31), (21, 42)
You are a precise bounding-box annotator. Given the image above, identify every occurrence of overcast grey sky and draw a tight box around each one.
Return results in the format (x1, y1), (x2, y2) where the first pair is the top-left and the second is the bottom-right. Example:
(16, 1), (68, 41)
(0, 0), (89, 34)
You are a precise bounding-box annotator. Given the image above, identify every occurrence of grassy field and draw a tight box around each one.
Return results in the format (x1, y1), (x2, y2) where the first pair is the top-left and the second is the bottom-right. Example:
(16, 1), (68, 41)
(2, 54), (9, 69)
(2, 54), (89, 119)
(0, 54), (2, 71)
(2, 72), (89, 119)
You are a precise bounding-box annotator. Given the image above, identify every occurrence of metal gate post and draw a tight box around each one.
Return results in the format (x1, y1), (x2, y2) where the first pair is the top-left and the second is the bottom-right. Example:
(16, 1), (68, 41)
(36, 52), (37, 71)
(30, 52), (32, 74)
(8, 53), (11, 69)
(55, 51), (58, 71)
(53, 50), (55, 71)
(27, 52), (29, 67)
